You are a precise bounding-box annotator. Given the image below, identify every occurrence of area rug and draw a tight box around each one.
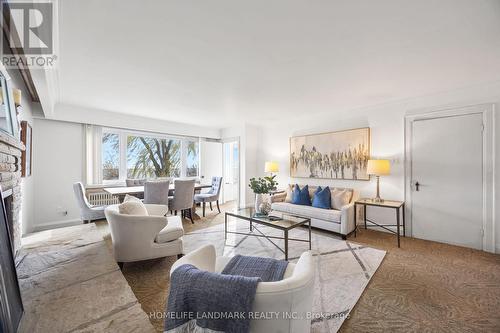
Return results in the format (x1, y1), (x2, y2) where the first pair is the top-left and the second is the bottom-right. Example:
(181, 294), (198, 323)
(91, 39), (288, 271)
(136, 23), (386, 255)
(183, 218), (386, 333)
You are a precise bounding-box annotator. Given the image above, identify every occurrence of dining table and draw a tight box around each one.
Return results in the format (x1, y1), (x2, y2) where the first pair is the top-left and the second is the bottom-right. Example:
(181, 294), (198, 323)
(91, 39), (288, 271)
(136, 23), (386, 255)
(103, 183), (213, 219)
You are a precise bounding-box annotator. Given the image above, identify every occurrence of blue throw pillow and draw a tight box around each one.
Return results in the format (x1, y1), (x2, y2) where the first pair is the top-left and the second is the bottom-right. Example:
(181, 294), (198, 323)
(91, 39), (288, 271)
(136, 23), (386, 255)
(291, 184), (311, 206)
(312, 186), (331, 209)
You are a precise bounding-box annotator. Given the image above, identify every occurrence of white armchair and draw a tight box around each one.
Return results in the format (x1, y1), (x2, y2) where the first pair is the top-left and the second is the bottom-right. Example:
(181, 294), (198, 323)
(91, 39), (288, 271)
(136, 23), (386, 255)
(105, 204), (184, 268)
(171, 245), (315, 333)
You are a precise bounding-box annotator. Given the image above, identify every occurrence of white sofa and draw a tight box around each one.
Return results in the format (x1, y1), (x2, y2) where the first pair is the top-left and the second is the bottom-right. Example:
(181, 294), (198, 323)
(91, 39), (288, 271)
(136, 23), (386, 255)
(271, 186), (359, 239)
(105, 204), (184, 267)
(171, 245), (315, 333)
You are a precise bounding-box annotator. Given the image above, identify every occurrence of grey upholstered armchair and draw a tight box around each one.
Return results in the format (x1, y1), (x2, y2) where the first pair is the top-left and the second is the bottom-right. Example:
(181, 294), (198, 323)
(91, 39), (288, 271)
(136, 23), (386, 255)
(73, 182), (106, 223)
(194, 176), (223, 217)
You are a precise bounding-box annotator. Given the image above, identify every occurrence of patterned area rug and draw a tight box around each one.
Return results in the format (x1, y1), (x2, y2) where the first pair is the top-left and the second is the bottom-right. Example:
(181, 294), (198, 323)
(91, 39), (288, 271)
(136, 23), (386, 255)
(183, 218), (386, 332)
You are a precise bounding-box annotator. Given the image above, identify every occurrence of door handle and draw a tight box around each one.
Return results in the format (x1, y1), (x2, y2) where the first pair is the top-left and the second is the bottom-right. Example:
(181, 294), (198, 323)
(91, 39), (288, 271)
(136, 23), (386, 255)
(415, 181), (420, 191)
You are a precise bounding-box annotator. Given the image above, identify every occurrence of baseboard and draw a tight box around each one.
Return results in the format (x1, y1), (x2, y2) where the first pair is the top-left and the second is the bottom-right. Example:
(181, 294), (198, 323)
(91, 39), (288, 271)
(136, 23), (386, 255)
(32, 219), (82, 233)
(496, 243), (500, 254)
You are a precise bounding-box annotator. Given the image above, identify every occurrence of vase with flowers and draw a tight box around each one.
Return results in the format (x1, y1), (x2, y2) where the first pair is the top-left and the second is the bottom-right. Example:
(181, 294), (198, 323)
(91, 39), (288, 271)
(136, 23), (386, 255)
(248, 175), (278, 214)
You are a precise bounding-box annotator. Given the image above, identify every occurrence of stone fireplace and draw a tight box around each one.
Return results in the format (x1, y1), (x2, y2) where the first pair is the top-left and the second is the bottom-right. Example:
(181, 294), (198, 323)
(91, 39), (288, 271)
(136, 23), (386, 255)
(0, 131), (24, 254)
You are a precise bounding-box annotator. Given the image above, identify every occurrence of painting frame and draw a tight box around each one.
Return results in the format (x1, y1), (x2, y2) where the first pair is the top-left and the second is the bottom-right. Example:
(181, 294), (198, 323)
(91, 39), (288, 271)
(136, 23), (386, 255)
(20, 121), (32, 177)
(289, 127), (371, 181)
(0, 66), (20, 138)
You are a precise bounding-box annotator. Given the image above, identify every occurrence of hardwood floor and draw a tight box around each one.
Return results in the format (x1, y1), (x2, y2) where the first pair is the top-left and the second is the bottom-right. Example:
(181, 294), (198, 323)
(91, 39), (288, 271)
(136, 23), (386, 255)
(97, 203), (500, 332)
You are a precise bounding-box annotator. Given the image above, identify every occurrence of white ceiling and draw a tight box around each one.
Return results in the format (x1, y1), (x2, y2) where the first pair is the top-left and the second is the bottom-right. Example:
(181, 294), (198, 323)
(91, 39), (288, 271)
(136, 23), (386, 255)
(58, 0), (500, 128)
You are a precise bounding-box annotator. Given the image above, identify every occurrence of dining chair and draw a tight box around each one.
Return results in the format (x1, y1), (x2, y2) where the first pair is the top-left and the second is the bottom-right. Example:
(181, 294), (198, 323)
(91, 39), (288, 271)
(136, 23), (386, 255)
(125, 178), (147, 186)
(169, 179), (196, 223)
(194, 177), (223, 217)
(73, 182), (106, 223)
(144, 180), (170, 209)
(125, 178), (146, 199)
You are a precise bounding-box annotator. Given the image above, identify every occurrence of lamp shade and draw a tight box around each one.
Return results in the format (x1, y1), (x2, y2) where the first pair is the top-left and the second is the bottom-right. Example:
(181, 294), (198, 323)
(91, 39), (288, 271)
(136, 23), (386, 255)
(264, 161), (279, 173)
(367, 159), (390, 176)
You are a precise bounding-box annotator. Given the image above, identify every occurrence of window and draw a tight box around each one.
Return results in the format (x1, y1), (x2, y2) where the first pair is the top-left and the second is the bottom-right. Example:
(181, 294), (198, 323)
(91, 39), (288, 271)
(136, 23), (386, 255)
(0, 72), (18, 136)
(127, 135), (181, 178)
(98, 128), (200, 183)
(101, 133), (120, 181)
(185, 140), (199, 177)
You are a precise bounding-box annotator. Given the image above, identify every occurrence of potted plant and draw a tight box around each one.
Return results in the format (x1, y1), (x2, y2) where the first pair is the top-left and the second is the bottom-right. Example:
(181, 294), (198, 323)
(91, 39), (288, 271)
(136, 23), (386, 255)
(248, 175), (278, 214)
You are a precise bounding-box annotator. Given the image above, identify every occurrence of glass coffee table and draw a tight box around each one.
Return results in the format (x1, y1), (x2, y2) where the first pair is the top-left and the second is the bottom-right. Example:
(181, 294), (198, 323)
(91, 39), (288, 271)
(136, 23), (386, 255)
(225, 208), (311, 260)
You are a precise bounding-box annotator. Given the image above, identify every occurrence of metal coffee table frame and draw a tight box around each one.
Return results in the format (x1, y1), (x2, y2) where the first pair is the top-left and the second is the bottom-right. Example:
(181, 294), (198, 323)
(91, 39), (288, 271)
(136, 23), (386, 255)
(225, 209), (312, 260)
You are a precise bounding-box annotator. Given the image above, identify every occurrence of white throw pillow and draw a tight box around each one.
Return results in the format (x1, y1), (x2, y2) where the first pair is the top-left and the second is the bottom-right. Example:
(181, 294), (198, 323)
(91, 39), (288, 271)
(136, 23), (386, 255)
(119, 199), (148, 216)
(285, 184), (293, 203)
(331, 189), (351, 210)
(123, 194), (142, 203)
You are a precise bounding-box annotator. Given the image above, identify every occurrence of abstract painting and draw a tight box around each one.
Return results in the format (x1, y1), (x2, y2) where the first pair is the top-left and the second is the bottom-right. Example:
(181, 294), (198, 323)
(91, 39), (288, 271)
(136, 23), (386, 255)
(290, 127), (370, 180)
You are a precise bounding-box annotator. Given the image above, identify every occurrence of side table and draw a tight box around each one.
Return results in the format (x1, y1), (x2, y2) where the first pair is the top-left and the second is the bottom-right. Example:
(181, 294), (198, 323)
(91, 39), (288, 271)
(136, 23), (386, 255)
(354, 198), (405, 247)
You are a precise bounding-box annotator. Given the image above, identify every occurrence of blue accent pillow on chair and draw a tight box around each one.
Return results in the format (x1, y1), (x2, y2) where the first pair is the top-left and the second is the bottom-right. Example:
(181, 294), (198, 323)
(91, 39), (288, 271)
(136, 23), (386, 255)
(291, 184), (311, 206)
(312, 186), (331, 209)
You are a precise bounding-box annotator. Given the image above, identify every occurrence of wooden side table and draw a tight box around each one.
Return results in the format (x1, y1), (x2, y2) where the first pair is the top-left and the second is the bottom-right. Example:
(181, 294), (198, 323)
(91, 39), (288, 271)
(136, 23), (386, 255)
(354, 198), (405, 247)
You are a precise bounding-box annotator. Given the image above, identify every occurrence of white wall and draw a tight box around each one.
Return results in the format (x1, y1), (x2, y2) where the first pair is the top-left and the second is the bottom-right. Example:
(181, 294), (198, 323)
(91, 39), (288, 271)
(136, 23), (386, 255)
(255, 81), (500, 253)
(32, 119), (84, 231)
(52, 103), (221, 139)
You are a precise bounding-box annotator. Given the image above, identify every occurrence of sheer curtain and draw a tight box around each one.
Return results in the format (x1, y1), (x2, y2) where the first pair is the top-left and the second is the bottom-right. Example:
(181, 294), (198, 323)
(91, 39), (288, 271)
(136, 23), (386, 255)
(84, 124), (102, 185)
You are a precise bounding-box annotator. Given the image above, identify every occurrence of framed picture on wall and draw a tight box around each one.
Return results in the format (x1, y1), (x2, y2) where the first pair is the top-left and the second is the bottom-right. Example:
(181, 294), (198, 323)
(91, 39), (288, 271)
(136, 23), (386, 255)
(20, 121), (32, 177)
(0, 66), (20, 138)
(290, 127), (370, 180)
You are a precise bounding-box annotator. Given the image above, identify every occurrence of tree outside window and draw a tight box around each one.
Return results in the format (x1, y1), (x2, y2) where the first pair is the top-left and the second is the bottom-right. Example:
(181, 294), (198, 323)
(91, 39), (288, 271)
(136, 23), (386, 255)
(102, 133), (119, 180)
(127, 136), (181, 178)
(100, 129), (200, 183)
(186, 140), (199, 177)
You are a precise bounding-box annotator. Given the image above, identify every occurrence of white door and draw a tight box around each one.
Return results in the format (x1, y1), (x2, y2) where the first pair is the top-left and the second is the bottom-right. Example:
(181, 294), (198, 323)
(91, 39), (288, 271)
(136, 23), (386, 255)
(223, 141), (239, 203)
(200, 141), (223, 184)
(411, 112), (483, 249)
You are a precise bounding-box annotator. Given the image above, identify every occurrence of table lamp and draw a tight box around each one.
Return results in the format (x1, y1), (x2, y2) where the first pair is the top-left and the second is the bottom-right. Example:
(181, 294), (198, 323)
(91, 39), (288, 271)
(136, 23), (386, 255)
(264, 161), (279, 174)
(367, 159), (390, 202)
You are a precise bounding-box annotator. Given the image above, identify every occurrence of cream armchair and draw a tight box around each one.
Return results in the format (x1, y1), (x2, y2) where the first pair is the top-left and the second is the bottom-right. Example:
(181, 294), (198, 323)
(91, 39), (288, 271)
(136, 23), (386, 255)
(105, 204), (184, 268)
(171, 245), (315, 333)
